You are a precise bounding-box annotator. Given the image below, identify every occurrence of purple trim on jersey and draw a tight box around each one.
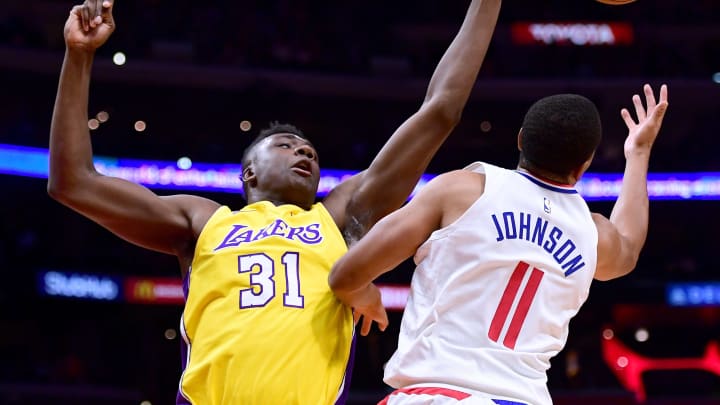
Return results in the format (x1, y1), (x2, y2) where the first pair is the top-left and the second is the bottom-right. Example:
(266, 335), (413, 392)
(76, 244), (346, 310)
(182, 268), (191, 300)
(492, 400), (527, 405)
(516, 171), (578, 194)
(176, 393), (192, 405)
(176, 273), (192, 405)
(333, 332), (357, 405)
(176, 334), (192, 405)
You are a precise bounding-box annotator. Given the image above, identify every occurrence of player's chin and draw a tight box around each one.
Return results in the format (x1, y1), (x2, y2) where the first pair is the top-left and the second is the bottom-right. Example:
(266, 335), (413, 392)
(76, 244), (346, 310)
(289, 175), (319, 194)
(305, 177), (320, 194)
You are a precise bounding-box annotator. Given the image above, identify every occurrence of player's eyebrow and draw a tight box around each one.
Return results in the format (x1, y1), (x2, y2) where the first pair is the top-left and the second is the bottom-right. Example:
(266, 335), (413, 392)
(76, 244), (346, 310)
(275, 134), (315, 149)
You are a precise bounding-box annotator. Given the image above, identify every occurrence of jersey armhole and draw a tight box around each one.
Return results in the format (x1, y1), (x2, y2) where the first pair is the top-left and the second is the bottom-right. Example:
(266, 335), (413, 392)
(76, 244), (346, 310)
(315, 202), (348, 249)
(424, 163), (495, 242)
(189, 205), (231, 268)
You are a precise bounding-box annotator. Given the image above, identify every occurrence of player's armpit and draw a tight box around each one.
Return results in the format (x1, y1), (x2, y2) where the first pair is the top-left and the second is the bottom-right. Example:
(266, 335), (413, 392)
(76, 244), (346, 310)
(322, 172), (365, 234)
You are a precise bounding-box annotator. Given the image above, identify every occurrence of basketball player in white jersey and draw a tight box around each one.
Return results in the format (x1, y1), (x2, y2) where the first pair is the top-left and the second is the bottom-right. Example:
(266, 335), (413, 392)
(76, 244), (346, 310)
(329, 84), (669, 405)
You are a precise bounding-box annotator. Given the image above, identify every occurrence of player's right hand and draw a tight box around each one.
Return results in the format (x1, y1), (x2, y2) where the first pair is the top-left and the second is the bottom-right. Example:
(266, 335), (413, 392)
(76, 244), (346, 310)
(351, 283), (389, 336)
(64, 0), (116, 52)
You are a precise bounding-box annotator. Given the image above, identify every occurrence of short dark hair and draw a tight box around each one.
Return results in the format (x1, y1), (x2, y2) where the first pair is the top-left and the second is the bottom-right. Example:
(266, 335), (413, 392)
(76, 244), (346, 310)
(519, 94), (602, 177)
(241, 121), (310, 168)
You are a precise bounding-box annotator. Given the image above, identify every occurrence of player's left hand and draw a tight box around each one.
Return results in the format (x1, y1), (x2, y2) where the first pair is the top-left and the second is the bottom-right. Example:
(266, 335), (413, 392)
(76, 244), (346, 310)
(350, 283), (389, 336)
(64, 0), (116, 53)
(621, 83), (668, 157)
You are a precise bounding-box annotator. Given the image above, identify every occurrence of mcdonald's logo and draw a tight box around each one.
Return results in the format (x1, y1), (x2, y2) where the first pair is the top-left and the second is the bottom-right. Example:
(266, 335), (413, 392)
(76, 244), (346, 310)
(133, 280), (155, 301)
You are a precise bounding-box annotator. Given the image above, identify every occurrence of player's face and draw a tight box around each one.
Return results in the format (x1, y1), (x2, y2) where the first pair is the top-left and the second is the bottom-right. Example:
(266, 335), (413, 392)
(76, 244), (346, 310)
(249, 133), (321, 202)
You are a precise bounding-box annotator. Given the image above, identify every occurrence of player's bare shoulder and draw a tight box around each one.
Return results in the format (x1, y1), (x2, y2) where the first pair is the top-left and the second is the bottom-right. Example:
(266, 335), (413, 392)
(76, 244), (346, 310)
(423, 169), (485, 227)
(159, 194), (222, 236)
(438, 169), (485, 200)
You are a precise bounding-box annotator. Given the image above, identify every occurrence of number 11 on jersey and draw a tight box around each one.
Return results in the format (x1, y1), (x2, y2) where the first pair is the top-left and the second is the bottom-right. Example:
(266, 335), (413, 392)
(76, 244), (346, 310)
(488, 261), (544, 350)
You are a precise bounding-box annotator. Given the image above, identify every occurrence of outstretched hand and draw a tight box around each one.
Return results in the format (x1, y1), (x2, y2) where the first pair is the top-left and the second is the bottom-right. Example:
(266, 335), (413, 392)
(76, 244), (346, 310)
(621, 84), (668, 156)
(349, 283), (389, 336)
(64, 0), (116, 52)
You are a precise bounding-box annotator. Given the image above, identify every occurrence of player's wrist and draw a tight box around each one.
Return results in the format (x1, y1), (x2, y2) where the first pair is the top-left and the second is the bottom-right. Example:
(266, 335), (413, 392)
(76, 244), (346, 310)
(623, 145), (652, 160)
(340, 284), (375, 308)
(65, 46), (97, 61)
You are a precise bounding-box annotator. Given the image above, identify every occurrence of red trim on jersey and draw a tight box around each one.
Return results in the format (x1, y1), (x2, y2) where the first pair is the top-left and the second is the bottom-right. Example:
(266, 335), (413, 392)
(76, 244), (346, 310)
(379, 387), (472, 404)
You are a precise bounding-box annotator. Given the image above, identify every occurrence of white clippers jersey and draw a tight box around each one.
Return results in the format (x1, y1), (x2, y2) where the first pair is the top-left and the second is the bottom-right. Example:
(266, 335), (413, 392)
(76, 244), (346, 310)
(384, 162), (598, 405)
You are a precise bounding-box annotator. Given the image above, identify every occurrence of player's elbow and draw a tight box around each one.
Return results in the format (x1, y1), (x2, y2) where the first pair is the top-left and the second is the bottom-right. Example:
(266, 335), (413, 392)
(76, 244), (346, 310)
(47, 163), (99, 203)
(594, 256), (639, 281)
(421, 98), (463, 131)
(47, 178), (69, 203)
(47, 174), (85, 206)
(618, 257), (640, 279)
(328, 268), (348, 293)
(328, 263), (359, 295)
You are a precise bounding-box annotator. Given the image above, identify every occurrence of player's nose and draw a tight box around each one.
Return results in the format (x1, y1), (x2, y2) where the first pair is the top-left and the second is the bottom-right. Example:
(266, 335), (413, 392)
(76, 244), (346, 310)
(295, 144), (315, 160)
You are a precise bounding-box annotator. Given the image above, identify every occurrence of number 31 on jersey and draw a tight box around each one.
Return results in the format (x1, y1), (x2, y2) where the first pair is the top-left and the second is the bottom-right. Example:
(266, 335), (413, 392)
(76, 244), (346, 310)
(238, 252), (304, 309)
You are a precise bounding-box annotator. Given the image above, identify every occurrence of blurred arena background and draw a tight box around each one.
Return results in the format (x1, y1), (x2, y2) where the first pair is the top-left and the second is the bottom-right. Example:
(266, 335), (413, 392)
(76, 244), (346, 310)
(0, 0), (719, 403)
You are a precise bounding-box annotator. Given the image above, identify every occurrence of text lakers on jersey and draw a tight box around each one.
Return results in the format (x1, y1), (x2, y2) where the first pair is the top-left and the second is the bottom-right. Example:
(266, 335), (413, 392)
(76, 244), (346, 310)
(215, 219), (323, 249)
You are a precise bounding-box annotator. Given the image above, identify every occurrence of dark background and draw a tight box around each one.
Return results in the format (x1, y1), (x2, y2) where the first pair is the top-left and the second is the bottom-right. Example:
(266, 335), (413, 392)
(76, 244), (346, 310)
(1, 0), (719, 404)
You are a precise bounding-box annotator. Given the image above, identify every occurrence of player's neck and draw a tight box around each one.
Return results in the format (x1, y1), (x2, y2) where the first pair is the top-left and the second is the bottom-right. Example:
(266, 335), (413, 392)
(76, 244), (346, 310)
(516, 166), (574, 186)
(246, 193), (313, 211)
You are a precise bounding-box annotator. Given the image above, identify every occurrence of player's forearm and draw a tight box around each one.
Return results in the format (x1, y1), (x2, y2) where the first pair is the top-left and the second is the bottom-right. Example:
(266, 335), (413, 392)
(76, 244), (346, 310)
(609, 149), (651, 260)
(329, 244), (391, 297)
(330, 218), (414, 296)
(48, 49), (98, 195)
(347, 0), (502, 221)
(422, 0), (502, 121)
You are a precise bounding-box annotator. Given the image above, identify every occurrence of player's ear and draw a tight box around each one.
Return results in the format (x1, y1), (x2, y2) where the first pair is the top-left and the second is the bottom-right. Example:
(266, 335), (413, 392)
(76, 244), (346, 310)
(517, 129), (523, 152)
(242, 166), (256, 186)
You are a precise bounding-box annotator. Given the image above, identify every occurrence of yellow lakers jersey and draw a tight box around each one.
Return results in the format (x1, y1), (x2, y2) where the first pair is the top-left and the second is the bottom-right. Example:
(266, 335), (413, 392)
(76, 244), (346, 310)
(178, 201), (353, 405)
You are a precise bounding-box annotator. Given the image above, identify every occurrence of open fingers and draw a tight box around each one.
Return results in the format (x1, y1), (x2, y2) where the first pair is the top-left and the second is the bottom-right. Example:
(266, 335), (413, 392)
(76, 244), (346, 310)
(659, 84), (668, 105)
(651, 84), (669, 123)
(357, 309), (389, 336)
(361, 316), (372, 336)
(632, 93), (646, 122)
(620, 108), (636, 130)
(377, 309), (389, 332)
(622, 84), (669, 133)
(643, 84), (657, 112)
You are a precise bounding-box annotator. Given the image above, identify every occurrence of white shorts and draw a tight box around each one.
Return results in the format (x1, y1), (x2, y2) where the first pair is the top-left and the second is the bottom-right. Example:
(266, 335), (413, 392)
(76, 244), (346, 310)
(379, 387), (528, 405)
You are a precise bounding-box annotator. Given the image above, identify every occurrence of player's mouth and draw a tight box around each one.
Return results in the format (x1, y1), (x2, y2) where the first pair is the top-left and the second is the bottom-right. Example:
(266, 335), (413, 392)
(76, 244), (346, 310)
(291, 160), (313, 177)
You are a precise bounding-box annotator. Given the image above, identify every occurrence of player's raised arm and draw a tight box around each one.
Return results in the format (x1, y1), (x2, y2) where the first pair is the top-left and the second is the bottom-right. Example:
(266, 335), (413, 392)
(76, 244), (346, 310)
(324, 0), (502, 238)
(48, 0), (219, 260)
(593, 84), (668, 281)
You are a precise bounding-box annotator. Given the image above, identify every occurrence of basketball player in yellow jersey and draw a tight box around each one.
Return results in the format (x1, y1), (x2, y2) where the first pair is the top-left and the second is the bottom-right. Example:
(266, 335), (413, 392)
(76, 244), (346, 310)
(48, 0), (503, 403)
(183, 201), (352, 403)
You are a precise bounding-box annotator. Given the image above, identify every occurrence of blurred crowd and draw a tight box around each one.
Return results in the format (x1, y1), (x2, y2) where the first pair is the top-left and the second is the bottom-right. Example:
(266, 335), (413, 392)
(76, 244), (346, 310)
(1, 0), (719, 78)
(1, 1), (719, 403)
